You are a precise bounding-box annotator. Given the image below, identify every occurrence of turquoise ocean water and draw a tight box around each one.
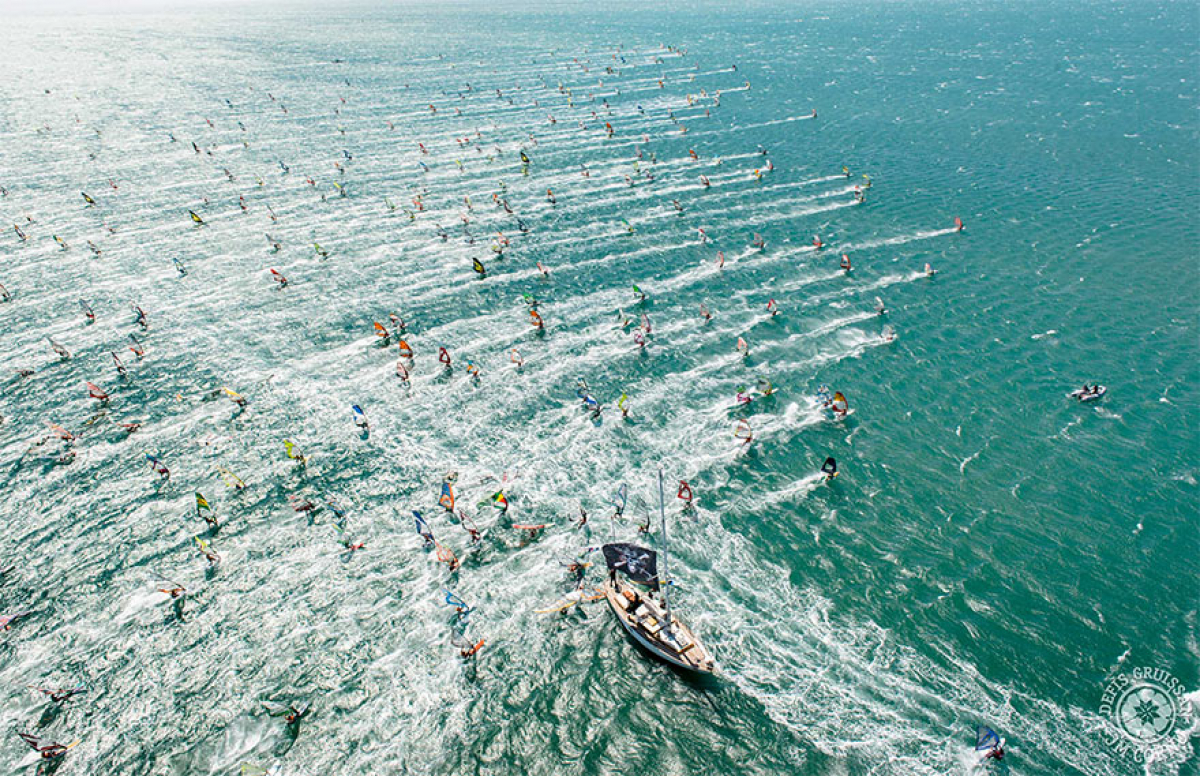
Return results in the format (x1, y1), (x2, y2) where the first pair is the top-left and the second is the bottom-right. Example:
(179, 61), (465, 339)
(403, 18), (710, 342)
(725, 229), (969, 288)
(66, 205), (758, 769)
(0, 1), (1196, 774)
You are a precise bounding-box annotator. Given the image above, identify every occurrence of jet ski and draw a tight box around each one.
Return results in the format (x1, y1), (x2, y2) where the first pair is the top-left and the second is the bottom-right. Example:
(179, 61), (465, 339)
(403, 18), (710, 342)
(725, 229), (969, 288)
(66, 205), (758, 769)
(1068, 385), (1107, 402)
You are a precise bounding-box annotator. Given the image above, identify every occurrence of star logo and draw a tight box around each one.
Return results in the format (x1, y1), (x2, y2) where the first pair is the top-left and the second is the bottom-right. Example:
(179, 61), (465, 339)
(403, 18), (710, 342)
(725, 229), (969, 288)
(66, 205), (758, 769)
(1132, 698), (1161, 727)
(1115, 683), (1175, 743)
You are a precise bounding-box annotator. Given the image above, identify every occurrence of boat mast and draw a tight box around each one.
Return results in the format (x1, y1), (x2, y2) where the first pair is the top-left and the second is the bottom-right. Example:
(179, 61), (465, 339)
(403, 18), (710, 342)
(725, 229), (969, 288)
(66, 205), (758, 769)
(657, 466), (673, 627)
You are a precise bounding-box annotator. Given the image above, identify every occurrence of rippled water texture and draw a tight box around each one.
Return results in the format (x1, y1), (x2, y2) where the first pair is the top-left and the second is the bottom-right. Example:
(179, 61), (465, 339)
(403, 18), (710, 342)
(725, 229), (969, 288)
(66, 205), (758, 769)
(0, 1), (1196, 775)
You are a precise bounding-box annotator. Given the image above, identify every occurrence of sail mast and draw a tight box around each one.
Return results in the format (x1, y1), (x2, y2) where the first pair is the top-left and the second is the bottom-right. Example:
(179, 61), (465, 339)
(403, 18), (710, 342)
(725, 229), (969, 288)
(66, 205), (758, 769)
(657, 466), (672, 626)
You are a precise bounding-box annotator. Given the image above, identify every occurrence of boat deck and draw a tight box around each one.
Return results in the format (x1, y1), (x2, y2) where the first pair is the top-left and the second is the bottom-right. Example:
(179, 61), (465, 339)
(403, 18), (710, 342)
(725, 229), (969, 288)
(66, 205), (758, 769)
(604, 578), (715, 673)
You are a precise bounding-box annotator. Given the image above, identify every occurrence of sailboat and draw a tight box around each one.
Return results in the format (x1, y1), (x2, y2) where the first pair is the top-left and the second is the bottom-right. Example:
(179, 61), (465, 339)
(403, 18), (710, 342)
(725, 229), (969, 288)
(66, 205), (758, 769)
(602, 468), (715, 674)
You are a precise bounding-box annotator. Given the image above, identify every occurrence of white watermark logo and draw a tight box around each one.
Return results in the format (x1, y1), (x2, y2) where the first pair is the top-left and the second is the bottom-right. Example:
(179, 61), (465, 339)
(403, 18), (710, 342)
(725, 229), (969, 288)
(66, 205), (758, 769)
(1100, 667), (1192, 762)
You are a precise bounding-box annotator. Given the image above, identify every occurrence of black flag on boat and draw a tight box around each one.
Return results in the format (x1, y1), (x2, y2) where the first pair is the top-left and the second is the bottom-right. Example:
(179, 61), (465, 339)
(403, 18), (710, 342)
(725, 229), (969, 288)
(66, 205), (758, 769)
(602, 543), (659, 591)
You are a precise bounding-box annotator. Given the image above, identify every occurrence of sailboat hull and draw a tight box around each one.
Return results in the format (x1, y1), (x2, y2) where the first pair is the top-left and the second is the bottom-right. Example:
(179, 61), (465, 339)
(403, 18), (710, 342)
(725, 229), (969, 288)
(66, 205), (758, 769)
(604, 579), (715, 674)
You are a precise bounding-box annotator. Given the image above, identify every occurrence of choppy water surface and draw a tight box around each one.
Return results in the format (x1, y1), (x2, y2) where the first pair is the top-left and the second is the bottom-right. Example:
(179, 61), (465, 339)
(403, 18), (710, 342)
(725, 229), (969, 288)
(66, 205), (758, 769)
(0, 1), (1197, 774)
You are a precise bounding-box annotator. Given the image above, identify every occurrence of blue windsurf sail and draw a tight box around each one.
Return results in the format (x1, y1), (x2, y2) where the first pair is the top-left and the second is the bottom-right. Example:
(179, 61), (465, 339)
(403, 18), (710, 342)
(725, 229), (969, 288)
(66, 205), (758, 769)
(975, 726), (1001, 752)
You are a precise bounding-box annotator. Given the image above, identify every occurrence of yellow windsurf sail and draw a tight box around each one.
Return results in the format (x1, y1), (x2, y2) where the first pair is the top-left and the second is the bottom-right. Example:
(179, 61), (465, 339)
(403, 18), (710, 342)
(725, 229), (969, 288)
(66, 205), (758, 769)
(283, 439), (306, 464)
(217, 466), (246, 489)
